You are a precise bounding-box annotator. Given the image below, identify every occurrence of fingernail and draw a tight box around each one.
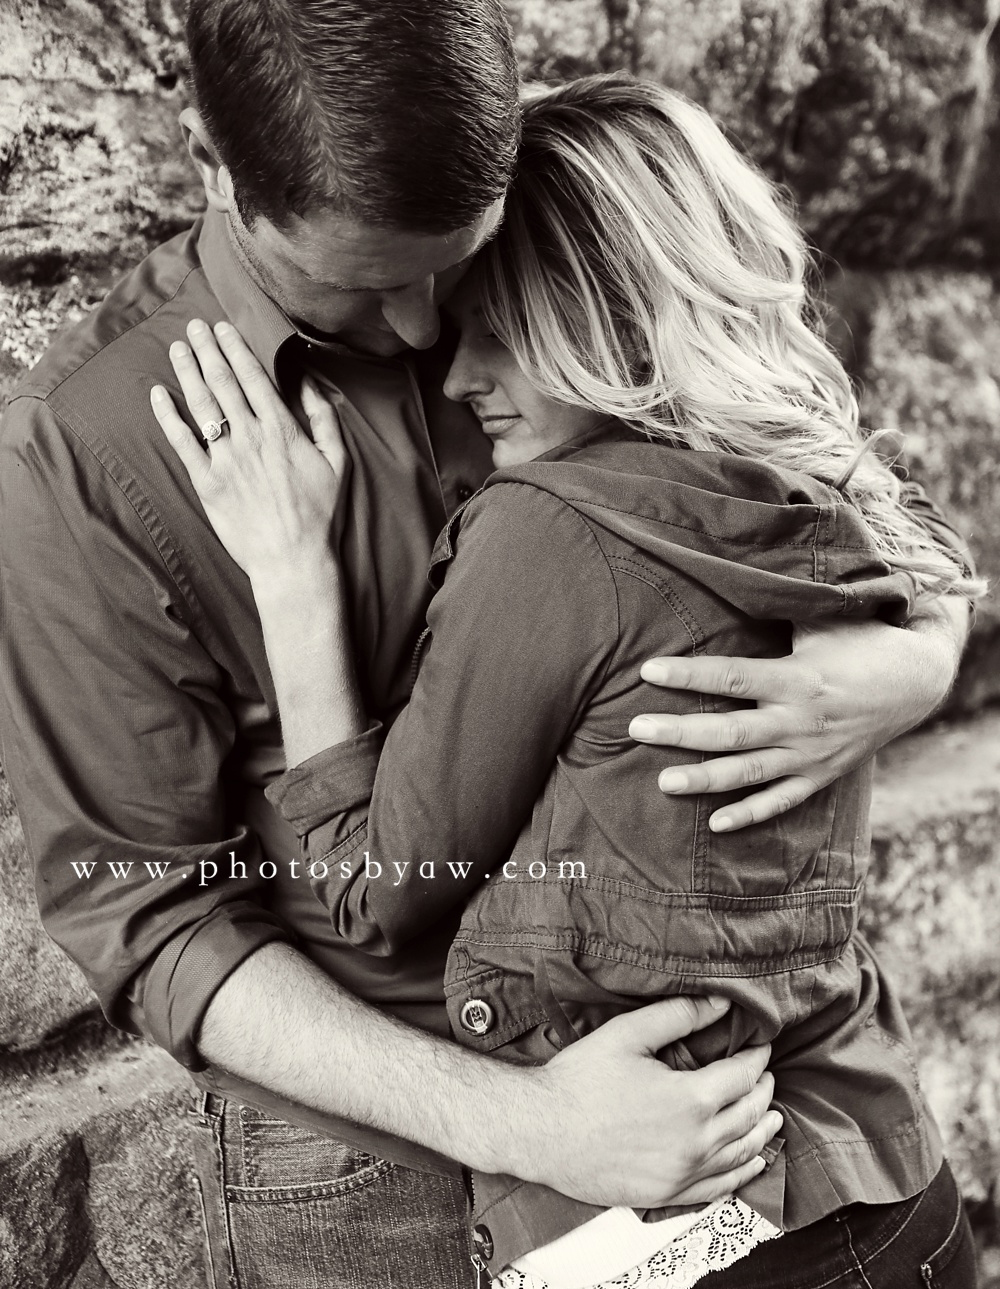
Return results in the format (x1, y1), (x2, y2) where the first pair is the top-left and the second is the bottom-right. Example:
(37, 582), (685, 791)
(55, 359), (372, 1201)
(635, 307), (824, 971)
(707, 995), (730, 1010)
(150, 385), (168, 402)
(640, 660), (671, 685)
(169, 341), (189, 358)
(711, 815), (734, 833)
(215, 320), (234, 336)
(629, 717), (657, 741)
(188, 319), (208, 335)
(659, 771), (688, 793)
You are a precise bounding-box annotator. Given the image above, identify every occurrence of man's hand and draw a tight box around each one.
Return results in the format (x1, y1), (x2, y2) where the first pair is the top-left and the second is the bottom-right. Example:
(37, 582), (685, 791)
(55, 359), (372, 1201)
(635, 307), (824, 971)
(629, 602), (971, 833)
(511, 997), (780, 1208)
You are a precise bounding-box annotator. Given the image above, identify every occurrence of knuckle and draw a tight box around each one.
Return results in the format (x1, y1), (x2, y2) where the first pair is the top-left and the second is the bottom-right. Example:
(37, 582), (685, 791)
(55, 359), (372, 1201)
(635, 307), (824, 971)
(725, 717), (754, 750)
(720, 665), (752, 698)
(768, 789), (798, 817)
(802, 668), (828, 704)
(209, 365), (240, 396)
(741, 753), (767, 785)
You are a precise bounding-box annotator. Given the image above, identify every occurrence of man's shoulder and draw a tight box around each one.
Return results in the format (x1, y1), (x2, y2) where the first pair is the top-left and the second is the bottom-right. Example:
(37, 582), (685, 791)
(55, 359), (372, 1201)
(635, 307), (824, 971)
(7, 222), (212, 427)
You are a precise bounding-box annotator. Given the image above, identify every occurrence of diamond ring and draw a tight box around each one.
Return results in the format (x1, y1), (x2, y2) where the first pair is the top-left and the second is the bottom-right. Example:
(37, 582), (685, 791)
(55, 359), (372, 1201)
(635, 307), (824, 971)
(202, 418), (229, 443)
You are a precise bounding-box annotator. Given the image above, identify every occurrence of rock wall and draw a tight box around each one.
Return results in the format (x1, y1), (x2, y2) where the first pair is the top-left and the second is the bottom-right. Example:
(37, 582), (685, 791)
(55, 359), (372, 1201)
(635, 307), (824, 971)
(1, 2), (999, 1286)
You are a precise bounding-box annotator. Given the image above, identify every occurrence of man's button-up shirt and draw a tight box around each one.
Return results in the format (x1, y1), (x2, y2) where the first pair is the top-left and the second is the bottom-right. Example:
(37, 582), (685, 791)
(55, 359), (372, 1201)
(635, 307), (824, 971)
(0, 208), (493, 1098)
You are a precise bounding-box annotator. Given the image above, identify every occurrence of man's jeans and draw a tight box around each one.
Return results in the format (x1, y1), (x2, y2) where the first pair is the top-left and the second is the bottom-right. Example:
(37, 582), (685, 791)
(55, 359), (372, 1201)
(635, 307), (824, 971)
(190, 1092), (475, 1289)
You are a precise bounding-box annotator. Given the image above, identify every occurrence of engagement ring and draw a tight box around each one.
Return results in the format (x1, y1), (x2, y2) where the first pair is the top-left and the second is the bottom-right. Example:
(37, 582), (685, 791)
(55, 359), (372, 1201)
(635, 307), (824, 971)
(202, 418), (228, 443)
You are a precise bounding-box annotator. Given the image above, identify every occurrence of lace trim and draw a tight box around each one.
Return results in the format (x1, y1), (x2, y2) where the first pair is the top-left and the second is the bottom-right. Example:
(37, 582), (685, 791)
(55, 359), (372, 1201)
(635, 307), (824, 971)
(495, 1197), (781, 1289)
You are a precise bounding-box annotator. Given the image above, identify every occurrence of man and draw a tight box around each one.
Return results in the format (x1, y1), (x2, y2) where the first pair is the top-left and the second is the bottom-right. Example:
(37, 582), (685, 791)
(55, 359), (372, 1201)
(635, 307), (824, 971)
(0, 2), (972, 1287)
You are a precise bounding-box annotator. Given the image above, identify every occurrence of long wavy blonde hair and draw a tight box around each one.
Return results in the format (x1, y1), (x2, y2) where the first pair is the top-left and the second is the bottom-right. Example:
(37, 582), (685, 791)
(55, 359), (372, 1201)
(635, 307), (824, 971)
(476, 74), (978, 602)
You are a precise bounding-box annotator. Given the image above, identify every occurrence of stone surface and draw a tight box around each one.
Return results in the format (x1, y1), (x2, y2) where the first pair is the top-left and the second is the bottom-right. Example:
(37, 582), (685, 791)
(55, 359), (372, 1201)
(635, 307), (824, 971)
(866, 708), (1000, 1218)
(0, 1037), (204, 1289)
(4, 1), (1000, 279)
(509, 0), (1000, 266)
(0, 0), (198, 281)
(0, 770), (101, 1052)
(826, 267), (1000, 711)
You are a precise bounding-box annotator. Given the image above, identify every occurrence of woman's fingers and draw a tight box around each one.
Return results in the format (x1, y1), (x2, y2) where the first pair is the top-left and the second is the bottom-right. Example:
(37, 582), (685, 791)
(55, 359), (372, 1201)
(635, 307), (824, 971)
(301, 375), (348, 478)
(657, 748), (799, 797)
(212, 320), (291, 427)
(168, 339), (227, 442)
(639, 655), (808, 705)
(184, 320), (257, 433)
(150, 386), (211, 488)
(706, 776), (823, 833)
(630, 706), (785, 753)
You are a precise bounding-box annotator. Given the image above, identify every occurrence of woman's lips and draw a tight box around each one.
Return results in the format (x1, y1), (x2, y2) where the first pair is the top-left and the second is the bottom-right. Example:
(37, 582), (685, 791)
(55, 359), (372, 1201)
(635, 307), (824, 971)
(477, 414), (521, 437)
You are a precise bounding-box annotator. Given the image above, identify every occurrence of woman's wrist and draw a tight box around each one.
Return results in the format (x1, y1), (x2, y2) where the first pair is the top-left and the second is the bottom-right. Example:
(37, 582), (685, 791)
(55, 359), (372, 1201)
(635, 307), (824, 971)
(248, 548), (344, 612)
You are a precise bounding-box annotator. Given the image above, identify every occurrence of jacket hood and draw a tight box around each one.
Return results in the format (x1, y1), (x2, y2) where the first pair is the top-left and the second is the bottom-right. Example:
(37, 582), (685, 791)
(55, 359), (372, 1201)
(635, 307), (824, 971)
(472, 423), (916, 625)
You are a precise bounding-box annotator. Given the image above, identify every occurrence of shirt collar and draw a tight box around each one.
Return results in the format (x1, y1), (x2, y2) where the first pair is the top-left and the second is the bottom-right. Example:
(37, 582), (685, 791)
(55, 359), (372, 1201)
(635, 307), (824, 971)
(197, 208), (297, 385)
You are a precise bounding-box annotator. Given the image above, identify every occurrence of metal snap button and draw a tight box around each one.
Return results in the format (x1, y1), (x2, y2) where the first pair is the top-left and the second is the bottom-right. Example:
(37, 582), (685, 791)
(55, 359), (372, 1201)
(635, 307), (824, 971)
(473, 1224), (494, 1261)
(460, 998), (495, 1036)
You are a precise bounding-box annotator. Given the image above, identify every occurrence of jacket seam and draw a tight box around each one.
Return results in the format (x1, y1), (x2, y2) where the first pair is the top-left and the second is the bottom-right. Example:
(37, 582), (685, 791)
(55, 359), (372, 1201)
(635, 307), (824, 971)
(450, 934), (849, 977)
(482, 873), (863, 908)
(514, 484), (876, 553)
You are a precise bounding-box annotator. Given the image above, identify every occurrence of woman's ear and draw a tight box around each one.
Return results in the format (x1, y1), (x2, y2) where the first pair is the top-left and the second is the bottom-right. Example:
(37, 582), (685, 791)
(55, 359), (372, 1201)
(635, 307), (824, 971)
(179, 107), (233, 214)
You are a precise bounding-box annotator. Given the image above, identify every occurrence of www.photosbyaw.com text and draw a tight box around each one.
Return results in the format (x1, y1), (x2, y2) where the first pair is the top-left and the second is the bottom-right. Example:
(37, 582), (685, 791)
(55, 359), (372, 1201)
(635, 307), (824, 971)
(68, 852), (587, 886)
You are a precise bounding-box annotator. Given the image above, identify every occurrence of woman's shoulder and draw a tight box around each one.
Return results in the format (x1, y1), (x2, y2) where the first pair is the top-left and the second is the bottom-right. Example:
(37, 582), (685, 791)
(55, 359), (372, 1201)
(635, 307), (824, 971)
(428, 472), (618, 595)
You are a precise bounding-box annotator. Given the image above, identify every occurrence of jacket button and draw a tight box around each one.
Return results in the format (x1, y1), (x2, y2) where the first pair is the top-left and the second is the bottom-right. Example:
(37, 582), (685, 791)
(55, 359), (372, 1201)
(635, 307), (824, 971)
(456, 483), (473, 503)
(473, 1224), (494, 1261)
(460, 999), (495, 1036)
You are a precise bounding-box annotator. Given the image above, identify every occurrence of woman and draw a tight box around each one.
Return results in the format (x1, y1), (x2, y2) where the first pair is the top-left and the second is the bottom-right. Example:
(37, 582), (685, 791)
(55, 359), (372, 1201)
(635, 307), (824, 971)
(152, 75), (979, 1288)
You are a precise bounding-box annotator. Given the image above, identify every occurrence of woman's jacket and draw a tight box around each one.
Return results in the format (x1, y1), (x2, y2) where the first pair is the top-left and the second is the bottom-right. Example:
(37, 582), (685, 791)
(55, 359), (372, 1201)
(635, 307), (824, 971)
(269, 423), (943, 1276)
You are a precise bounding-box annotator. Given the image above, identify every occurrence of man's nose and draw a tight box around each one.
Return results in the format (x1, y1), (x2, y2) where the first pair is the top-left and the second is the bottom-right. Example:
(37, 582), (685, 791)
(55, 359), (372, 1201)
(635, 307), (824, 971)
(382, 277), (440, 350)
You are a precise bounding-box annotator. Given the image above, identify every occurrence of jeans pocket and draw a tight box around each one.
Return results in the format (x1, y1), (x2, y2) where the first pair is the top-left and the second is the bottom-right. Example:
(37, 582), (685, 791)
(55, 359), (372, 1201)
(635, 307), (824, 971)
(234, 1106), (392, 1196)
(919, 1187), (978, 1288)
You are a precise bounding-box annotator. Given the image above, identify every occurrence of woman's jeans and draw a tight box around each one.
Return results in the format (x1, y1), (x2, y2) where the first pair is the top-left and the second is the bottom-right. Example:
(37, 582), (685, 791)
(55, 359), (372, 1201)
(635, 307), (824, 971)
(700, 1155), (976, 1288)
(191, 1092), (976, 1289)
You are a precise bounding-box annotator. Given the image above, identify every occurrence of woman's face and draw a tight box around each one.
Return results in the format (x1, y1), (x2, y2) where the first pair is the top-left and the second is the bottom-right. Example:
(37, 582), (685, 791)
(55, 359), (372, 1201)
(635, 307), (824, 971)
(442, 277), (606, 467)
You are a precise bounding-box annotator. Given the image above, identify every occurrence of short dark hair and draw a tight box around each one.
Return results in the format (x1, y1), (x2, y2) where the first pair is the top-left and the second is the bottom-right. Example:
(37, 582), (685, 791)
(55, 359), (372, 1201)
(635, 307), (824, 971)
(185, 0), (520, 234)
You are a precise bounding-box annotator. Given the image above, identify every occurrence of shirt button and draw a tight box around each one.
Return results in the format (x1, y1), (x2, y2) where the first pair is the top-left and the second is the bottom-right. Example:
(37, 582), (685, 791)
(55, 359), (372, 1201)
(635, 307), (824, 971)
(456, 483), (473, 503)
(460, 999), (495, 1036)
(473, 1224), (494, 1262)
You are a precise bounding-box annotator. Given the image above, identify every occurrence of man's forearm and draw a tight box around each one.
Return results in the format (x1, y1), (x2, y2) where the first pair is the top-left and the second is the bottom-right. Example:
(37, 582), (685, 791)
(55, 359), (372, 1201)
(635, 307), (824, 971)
(901, 592), (973, 714)
(197, 942), (779, 1210)
(908, 592), (972, 657)
(197, 941), (529, 1175)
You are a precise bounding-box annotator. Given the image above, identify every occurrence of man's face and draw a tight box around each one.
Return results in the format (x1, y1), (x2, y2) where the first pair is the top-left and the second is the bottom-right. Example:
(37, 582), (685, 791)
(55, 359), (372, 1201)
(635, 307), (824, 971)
(230, 199), (505, 356)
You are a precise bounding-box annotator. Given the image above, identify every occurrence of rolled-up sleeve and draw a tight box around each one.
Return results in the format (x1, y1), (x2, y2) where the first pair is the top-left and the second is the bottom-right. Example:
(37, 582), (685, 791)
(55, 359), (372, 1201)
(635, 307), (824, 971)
(0, 397), (292, 1069)
(267, 482), (620, 956)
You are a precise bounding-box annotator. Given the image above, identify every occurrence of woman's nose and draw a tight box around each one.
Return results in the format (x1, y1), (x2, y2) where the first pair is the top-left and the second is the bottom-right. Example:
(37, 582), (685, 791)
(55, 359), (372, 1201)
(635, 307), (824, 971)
(443, 339), (491, 404)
